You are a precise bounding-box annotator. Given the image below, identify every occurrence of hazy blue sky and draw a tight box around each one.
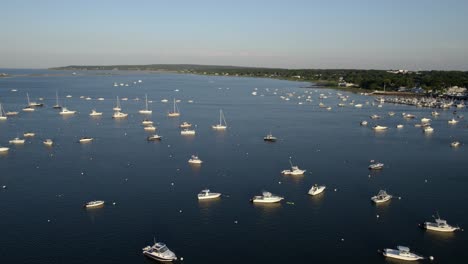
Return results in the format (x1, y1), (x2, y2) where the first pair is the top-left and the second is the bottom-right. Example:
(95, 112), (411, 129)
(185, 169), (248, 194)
(2, 0), (468, 70)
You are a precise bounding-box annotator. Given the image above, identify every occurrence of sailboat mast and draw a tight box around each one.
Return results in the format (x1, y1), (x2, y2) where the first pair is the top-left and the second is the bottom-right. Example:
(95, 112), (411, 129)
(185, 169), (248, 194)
(27, 93), (30, 105)
(56, 90), (59, 105)
(145, 94), (148, 110)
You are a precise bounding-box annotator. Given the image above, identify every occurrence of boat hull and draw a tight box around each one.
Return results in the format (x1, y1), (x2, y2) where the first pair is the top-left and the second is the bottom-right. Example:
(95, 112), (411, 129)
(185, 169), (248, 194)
(198, 193), (221, 200)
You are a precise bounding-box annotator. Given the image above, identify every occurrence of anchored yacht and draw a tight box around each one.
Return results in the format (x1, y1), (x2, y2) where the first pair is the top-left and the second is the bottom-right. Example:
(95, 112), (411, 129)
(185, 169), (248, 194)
(371, 190), (392, 203)
(142, 240), (177, 262)
(197, 189), (221, 200)
(212, 109), (227, 129)
(263, 133), (277, 142)
(59, 107), (76, 115)
(308, 184), (326, 196)
(89, 109), (103, 116)
(147, 135), (162, 141)
(382, 246), (424, 261)
(281, 159), (306, 175)
(181, 129), (195, 135)
(9, 138), (25, 144)
(84, 200), (104, 208)
(251, 191), (284, 203)
(188, 155), (203, 164)
(79, 137), (93, 143)
(423, 213), (461, 232)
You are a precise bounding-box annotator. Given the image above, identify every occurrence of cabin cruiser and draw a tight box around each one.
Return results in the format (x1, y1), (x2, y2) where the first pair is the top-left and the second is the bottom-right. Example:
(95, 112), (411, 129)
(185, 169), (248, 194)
(59, 107), (76, 115)
(112, 111), (128, 118)
(263, 133), (277, 142)
(371, 190), (392, 203)
(180, 129), (196, 135)
(451, 141), (460, 147)
(388, 112), (395, 116)
(360, 120), (368, 126)
(382, 246), (424, 261)
(79, 137), (93, 143)
(89, 109), (103, 116)
(396, 124), (404, 128)
(308, 184), (326, 196)
(197, 189), (221, 200)
(142, 240), (177, 262)
(354, 104), (363, 108)
(9, 138), (25, 144)
(281, 159), (306, 175)
(144, 125), (156, 131)
(448, 118), (458, 124)
(423, 214), (460, 232)
(370, 114), (381, 119)
(147, 135), (162, 141)
(43, 139), (53, 146)
(179, 121), (192, 128)
(372, 125), (388, 131)
(423, 126), (434, 133)
(368, 162), (384, 170)
(421, 118), (431, 123)
(251, 191), (284, 203)
(23, 132), (35, 137)
(84, 200), (104, 208)
(142, 119), (153, 125)
(6, 111), (19, 116)
(188, 155), (202, 164)
(0, 147), (9, 152)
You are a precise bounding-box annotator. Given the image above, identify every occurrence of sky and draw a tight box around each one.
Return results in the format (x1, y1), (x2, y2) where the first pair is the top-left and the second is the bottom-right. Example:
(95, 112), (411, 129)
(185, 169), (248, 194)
(1, 0), (468, 70)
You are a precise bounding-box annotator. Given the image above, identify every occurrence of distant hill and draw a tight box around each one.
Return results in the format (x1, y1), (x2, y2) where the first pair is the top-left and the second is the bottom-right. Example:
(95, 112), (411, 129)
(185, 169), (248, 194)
(50, 64), (265, 71)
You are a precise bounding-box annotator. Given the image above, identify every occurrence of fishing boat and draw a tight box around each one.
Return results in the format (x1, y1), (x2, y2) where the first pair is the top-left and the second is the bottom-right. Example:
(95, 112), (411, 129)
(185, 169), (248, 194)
(397, 124), (404, 128)
(263, 133), (277, 142)
(448, 118), (458, 124)
(451, 141), (461, 147)
(53, 91), (62, 109)
(79, 137), (93, 143)
(422, 213), (461, 232)
(9, 138), (25, 144)
(167, 98), (180, 117)
(142, 239), (177, 262)
(113, 96), (122, 111)
(112, 111), (128, 119)
(360, 120), (368, 126)
(179, 121), (192, 128)
(43, 139), (53, 146)
(388, 111), (395, 116)
(59, 107), (76, 115)
(372, 125), (388, 131)
(368, 162), (384, 170)
(23, 132), (35, 137)
(188, 155), (203, 164)
(147, 135), (162, 141)
(281, 159), (306, 175)
(144, 125), (156, 131)
(371, 190), (392, 203)
(22, 106), (35, 112)
(6, 111), (19, 116)
(180, 129), (195, 135)
(403, 113), (416, 119)
(431, 111), (440, 116)
(423, 126), (434, 133)
(197, 189), (221, 200)
(308, 184), (326, 196)
(139, 94), (152, 114)
(421, 118), (431, 123)
(0, 147), (9, 152)
(370, 114), (381, 119)
(84, 200), (104, 208)
(212, 109), (227, 129)
(89, 109), (103, 116)
(251, 191), (284, 203)
(382, 246), (424, 261)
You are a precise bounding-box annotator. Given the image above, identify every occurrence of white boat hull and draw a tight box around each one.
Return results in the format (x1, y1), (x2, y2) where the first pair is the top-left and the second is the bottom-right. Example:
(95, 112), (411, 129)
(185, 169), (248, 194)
(198, 193), (221, 200)
(383, 249), (423, 261)
(308, 186), (326, 196)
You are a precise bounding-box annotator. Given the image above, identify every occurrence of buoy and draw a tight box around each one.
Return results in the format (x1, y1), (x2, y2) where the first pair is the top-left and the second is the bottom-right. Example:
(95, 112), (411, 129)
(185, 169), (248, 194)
(278, 181), (282, 184)
(113, 202), (116, 205)
(334, 188), (337, 192)
(47, 219), (51, 222)
(425, 179), (428, 183)
(171, 183), (174, 186)
(234, 220), (238, 224)
(2, 185), (6, 189)
(341, 238), (344, 242)
(376, 214), (380, 218)
(81, 172), (84, 175)
(180, 257), (184, 261)
(179, 210), (182, 213)
(429, 256), (434, 261)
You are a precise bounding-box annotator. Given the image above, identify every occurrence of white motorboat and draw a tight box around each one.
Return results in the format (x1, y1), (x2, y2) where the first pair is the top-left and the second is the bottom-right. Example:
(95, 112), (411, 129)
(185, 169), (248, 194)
(59, 107), (76, 115)
(251, 191), (284, 203)
(423, 213), (460, 232)
(372, 125), (387, 131)
(113, 96), (122, 111)
(382, 246), (424, 261)
(112, 111), (128, 118)
(9, 138), (25, 144)
(281, 159), (306, 175)
(142, 119), (153, 125)
(167, 98), (180, 117)
(370, 114), (381, 119)
(43, 139), (53, 146)
(23, 132), (35, 137)
(147, 135), (162, 141)
(263, 133), (277, 142)
(360, 120), (368, 126)
(98, 98), (104, 101)
(197, 189), (221, 200)
(22, 106), (35, 112)
(161, 99), (169, 103)
(421, 118), (431, 123)
(431, 111), (440, 116)
(6, 111), (19, 116)
(0, 103), (7, 120)
(448, 118), (458, 124)
(144, 125), (156, 131)
(396, 124), (404, 128)
(423, 126), (434, 133)
(354, 104), (363, 108)
(388, 112), (395, 116)
(368, 162), (384, 170)
(142, 240), (177, 262)
(188, 155), (203, 164)
(179, 121), (192, 128)
(89, 109), (103, 116)
(0, 147), (9, 152)
(212, 109), (227, 129)
(139, 94), (152, 114)
(79, 137), (93, 143)
(403, 113), (416, 119)
(451, 141), (460, 147)
(308, 184), (326, 196)
(180, 129), (195, 135)
(84, 200), (104, 208)
(371, 190), (392, 203)
(66, 95), (72, 98)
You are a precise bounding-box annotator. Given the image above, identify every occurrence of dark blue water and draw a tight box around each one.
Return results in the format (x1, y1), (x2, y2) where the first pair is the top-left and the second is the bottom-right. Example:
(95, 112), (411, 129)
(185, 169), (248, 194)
(0, 70), (466, 263)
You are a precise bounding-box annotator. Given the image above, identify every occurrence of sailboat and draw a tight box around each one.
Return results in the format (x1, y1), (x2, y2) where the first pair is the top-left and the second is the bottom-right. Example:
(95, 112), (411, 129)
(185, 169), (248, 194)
(139, 94), (152, 114)
(27, 93), (43, 107)
(23, 93), (35, 112)
(0, 103), (7, 120)
(212, 109), (227, 129)
(53, 90), (62, 109)
(113, 96), (122, 111)
(167, 98), (180, 117)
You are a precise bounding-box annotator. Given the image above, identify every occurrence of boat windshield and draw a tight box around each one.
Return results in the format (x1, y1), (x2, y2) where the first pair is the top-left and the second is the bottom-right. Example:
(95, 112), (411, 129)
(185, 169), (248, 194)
(157, 246), (168, 253)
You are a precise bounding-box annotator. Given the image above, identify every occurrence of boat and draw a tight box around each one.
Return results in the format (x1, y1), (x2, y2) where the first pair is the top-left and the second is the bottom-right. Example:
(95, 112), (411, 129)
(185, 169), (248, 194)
(98, 98), (104, 101)
(360, 120), (368, 126)
(451, 141), (460, 147)
(188, 155), (203, 164)
(423, 213), (461, 232)
(263, 133), (277, 142)
(22, 106), (35, 112)
(421, 118), (431, 123)
(251, 191), (284, 203)
(354, 104), (363, 108)
(59, 107), (76, 115)
(142, 119), (154, 125)
(79, 137), (93, 143)
(281, 159), (306, 175)
(6, 111), (19, 116)
(161, 99), (169, 103)
(139, 94), (152, 114)
(89, 109), (103, 116)
(371, 190), (392, 203)
(23, 132), (35, 137)
(167, 98), (180, 117)
(397, 124), (404, 128)
(388, 112), (395, 116)
(423, 126), (434, 133)
(0, 103), (7, 120)
(382, 246), (424, 261)
(431, 111), (440, 116)
(43, 139), (53, 146)
(66, 95), (72, 98)
(26, 93), (43, 107)
(9, 138), (25, 144)
(370, 114), (381, 119)
(53, 91), (62, 109)
(112, 111), (128, 119)
(308, 184), (326, 196)
(84, 200), (104, 208)
(113, 96), (122, 111)
(372, 125), (388, 131)
(144, 125), (157, 131)
(403, 113), (416, 119)
(448, 118), (458, 124)
(180, 129), (195, 135)
(147, 135), (162, 141)
(212, 109), (227, 129)
(142, 239), (177, 262)
(179, 122), (192, 128)
(198, 189), (221, 200)
(0, 147), (9, 152)
(368, 162), (384, 170)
